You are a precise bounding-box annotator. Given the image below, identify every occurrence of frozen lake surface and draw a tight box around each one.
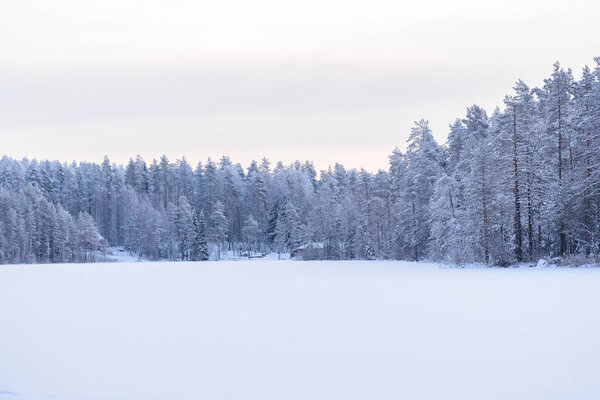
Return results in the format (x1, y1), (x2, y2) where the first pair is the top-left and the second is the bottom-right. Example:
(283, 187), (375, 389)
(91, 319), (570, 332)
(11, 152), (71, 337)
(1, 260), (599, 400)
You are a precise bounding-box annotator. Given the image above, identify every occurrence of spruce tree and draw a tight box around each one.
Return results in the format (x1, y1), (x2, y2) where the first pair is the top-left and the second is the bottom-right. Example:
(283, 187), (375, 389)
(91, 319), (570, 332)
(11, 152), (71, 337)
(191, 210), (209, 261)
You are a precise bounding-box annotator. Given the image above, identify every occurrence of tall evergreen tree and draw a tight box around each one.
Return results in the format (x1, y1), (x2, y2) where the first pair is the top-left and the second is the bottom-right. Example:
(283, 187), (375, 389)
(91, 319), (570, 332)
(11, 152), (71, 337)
(191, 209), (209, 261)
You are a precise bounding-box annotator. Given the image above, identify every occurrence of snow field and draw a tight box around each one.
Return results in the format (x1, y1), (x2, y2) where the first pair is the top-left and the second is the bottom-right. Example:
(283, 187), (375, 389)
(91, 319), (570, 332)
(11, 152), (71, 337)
(1, 260), (599, 400)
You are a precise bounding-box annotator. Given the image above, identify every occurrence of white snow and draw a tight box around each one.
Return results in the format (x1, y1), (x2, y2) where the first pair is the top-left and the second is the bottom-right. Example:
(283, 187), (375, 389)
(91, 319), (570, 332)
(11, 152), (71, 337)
(1, 260), (599, 400)
(104, 247), (145, 263)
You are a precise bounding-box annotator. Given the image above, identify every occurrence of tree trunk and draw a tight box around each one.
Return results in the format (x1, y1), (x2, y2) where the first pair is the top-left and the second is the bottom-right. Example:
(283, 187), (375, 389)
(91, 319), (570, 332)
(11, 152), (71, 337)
(526, 169), (534, 260)
(412, 200), (418, 260)
(557, 85), (567, 256)
(512, 110), (523, 261)
(482, 166), (489, 264)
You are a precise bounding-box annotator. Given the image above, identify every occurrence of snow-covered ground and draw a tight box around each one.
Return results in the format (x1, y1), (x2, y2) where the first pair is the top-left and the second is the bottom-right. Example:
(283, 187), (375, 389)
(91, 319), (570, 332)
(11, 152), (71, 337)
(103, 247), (290, 263)
(1, 260), (599, 400)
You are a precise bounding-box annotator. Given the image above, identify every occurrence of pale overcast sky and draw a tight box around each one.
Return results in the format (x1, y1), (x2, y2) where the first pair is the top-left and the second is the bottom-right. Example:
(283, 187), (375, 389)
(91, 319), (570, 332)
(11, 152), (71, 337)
(1, 0), (598, 171)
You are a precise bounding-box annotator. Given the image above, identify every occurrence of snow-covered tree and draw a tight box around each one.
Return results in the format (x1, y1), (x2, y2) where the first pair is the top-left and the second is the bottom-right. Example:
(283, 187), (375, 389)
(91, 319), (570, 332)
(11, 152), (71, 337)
(176, 196), (194, 260)
(210, 200), (228, 260)
(0, 58), (598, 265)
(242, 214), (259, 257)
(191, 209), (209, 261)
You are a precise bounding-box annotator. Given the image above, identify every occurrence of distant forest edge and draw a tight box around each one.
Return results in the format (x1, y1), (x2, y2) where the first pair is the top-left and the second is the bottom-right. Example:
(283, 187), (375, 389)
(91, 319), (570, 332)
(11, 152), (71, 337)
(1, 58), (600, 265)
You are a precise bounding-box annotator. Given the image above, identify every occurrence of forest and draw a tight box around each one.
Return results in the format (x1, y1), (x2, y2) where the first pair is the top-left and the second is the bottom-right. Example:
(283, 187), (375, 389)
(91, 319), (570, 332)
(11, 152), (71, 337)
(0, 59), (599, 265)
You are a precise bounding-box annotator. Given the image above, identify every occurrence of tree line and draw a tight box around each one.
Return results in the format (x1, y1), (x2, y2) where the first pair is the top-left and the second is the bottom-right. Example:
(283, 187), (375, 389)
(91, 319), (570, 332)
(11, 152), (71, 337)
(0, 59), (599, 265)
